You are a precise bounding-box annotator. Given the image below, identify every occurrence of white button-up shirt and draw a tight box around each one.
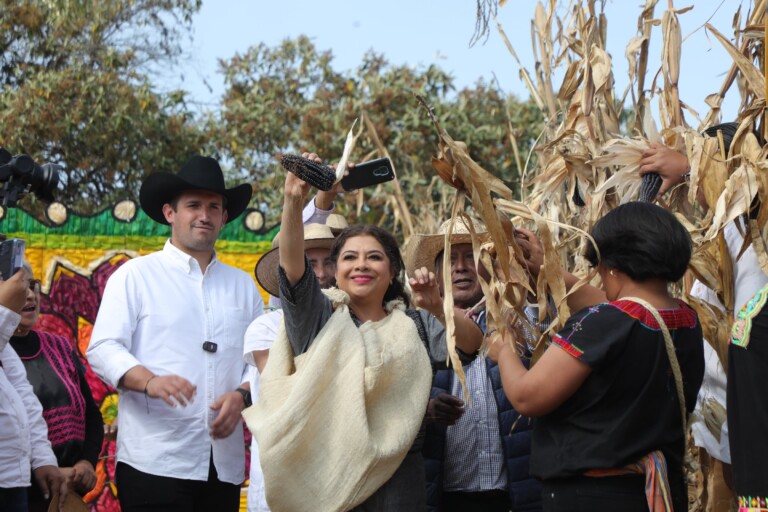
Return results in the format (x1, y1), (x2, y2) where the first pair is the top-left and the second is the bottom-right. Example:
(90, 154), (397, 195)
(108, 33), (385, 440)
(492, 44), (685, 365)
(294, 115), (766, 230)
(243, 310), (283, 512)
(87, 241), (263, 484)
(0, 306), (58, 488)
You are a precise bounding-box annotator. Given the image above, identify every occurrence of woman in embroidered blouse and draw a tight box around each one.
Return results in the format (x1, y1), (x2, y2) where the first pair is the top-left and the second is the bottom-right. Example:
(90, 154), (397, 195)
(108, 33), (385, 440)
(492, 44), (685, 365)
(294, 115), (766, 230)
(9, 264), (103, 510)
(248, 156), (483, 511)
(493, 202), (704, 512)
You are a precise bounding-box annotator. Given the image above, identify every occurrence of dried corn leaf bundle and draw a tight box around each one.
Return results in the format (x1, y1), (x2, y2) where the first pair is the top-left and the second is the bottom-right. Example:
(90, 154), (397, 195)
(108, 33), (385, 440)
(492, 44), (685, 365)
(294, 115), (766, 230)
(460, 0), (768, 393)
(418, 94), (594, 375)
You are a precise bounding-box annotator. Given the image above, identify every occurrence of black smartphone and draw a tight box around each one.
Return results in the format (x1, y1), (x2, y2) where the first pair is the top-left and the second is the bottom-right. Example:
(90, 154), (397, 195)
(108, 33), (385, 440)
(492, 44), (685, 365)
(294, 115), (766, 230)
(0, 238), (25, 279)
(341, 157), (395, 191)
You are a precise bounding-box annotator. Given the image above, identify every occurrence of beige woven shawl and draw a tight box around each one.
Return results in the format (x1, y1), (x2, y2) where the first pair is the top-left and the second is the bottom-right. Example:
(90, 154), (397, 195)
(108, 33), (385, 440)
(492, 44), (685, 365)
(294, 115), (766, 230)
(243, 288), (433, 512)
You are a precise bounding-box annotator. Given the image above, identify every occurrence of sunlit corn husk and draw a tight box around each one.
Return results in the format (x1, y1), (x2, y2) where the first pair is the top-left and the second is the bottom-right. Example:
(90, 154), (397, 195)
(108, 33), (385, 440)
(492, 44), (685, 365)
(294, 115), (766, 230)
(463, 0), (768, 408)
(702, 399), (727, 443)
(684, 293), (731, 372)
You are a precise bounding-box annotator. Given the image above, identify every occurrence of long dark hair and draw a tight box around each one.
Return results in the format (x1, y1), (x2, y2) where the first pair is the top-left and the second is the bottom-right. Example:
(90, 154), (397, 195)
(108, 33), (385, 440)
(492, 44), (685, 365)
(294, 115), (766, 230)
(330, 224), (410, 307)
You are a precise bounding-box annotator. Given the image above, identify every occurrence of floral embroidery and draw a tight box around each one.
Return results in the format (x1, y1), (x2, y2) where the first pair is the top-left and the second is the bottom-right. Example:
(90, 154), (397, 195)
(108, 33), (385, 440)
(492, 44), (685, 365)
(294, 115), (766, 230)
(611, 299), (697, 330)
(731, 284), (768, 348)
(738, 495), (768, 511)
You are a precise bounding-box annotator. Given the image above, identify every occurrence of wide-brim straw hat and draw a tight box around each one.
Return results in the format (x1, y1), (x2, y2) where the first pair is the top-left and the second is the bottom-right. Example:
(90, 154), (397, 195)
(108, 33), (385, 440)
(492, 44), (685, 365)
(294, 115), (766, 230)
(139, 155), (252, 225)
(255, 223), (336, 297)
(405, 217), (489, 276)
(326, 213), (349, 235)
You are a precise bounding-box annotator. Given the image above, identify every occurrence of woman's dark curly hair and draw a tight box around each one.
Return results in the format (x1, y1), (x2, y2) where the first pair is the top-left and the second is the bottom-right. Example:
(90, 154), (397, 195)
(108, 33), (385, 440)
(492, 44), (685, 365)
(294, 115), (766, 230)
(330, 224), (410, 307)
(584, 202), (692, 282)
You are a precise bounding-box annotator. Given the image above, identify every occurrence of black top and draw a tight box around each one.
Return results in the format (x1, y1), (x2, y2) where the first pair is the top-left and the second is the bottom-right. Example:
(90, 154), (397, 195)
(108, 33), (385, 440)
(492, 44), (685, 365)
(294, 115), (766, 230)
(10, 330), (103, 468)
(531, 300), (703, 507)
(727, 295), (768, 499)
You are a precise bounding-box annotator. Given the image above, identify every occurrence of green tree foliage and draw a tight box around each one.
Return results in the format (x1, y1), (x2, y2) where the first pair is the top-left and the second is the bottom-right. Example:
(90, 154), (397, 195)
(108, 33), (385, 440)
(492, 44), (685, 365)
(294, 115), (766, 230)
(0, 0), (206, 212)
(0, 2), (543, 230)
(211, 36), (544, 231)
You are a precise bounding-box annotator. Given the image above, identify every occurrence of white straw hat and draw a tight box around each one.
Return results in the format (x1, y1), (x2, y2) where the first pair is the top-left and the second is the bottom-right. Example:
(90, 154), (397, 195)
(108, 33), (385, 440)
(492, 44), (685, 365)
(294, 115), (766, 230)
(404, 217), (488, 276)
(255, 223), (336, 297)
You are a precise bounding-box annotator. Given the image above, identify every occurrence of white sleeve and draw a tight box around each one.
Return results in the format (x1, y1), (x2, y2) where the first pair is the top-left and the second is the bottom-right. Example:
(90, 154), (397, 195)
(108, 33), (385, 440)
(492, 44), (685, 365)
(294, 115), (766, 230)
(302, 196), (333, 225)
(243, 312), (283, 366)
(1, 339), (57, 469)
(87, 265), (143, 388)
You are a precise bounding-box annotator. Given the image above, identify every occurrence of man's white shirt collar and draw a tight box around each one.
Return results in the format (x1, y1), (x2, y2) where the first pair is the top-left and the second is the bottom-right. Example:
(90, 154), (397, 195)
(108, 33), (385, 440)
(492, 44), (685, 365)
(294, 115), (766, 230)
(162, 239), (219, 274)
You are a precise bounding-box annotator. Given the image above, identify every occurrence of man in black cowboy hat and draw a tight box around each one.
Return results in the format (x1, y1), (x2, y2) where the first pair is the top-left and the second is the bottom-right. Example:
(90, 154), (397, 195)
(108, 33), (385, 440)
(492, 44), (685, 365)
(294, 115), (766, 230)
(87, 156), (263, 512)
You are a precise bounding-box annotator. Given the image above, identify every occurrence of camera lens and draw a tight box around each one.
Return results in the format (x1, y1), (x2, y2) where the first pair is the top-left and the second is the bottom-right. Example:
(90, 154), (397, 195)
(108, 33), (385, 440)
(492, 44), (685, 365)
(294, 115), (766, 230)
(29, 163), (60, 203)
(10, 155), (34, 176)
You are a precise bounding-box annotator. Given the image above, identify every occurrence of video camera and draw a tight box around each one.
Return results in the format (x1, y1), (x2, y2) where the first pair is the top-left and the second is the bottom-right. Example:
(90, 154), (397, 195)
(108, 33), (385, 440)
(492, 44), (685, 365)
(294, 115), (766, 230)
(0, 147), (60, 207)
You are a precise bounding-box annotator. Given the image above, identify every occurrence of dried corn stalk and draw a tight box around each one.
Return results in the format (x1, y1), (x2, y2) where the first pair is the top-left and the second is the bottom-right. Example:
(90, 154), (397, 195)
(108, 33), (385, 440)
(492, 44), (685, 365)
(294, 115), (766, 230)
(460, 0), (768, 373)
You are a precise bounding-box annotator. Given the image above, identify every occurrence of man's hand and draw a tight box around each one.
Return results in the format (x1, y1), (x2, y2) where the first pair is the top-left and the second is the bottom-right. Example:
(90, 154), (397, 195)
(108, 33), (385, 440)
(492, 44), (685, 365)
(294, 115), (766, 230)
(409, 266), (442, 316)
(0, 269), (30, 313)
(639, 143), (690, 196)
(514, 228), (544, 278)
(104, 421), (118, 441)
(62, 460), (97, 494)
(210, 391), (244, 439)
(145, 374), (196, 408)
(427, 393), (465, 426)
(33, 465), (68, 508)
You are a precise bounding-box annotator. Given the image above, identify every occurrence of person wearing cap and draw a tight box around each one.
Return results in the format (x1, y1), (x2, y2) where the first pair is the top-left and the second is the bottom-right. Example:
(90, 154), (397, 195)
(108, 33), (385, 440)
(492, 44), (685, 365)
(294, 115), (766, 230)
(87, 156), (263, 512)
(243, 222), (337, 512)
(407, 218), (542, 512)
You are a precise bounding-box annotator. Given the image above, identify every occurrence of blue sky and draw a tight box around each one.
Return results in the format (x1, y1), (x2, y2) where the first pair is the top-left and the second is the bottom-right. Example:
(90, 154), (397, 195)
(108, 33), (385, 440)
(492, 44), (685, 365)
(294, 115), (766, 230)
(163, 0), (745, 124)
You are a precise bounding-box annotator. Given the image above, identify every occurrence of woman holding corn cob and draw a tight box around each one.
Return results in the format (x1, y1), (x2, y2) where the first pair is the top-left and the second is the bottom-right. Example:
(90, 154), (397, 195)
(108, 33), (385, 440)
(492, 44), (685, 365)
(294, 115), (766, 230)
(244, 154), (483, 511)
(492, 202), (704, 512)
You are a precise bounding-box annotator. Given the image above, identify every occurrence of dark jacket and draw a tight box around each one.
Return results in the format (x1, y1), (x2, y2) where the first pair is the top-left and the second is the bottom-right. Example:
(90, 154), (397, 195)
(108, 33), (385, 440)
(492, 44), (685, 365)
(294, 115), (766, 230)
(423, 356), (542, 511)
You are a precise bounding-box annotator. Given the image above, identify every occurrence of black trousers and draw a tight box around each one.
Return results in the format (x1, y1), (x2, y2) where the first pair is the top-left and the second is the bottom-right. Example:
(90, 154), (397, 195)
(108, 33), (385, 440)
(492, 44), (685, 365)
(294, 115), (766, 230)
(0, 487), (28, 512)
(443, 490), (511, 512)
(541, 475), (649, 512)
(116, 459), (240, 512)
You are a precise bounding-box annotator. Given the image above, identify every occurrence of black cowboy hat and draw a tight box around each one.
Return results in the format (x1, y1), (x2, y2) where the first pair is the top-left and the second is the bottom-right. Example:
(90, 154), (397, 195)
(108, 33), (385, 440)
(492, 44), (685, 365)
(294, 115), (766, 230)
(139, 155), (252, 225)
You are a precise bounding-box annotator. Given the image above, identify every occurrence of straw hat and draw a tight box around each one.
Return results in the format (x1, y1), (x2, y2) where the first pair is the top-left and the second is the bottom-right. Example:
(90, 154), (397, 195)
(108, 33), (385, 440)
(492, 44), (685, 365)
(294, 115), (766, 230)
(325, 213), (349, 235)
(405, 217), (488, 276)
(255, 223), (336, 297)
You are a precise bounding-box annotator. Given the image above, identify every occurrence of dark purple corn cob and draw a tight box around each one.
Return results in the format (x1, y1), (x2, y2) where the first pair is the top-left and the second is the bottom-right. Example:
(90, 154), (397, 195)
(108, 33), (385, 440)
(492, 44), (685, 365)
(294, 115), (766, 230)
(279, 154), (336, 191)
(639, 173), (662, 202)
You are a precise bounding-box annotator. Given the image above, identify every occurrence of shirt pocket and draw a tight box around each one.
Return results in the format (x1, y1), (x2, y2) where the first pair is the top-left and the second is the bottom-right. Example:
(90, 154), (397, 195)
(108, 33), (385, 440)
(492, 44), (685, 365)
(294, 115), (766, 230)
(222, 306), (251, 349)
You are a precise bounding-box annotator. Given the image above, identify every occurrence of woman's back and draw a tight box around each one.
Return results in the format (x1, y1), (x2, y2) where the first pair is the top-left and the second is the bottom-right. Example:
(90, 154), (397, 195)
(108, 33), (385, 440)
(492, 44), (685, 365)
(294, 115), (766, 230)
(532, 300), (703, 504)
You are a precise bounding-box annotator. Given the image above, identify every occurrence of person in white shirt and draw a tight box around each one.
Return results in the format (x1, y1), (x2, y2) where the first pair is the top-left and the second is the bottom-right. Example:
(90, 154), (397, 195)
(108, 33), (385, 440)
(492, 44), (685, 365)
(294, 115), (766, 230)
(87, 156), (263, 512)
(0, 269), (68, 512)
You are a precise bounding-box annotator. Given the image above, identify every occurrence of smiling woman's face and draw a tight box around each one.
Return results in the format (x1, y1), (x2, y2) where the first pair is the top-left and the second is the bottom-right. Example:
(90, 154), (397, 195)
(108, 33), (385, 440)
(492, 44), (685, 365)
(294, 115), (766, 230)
(334, 235), (394, 305)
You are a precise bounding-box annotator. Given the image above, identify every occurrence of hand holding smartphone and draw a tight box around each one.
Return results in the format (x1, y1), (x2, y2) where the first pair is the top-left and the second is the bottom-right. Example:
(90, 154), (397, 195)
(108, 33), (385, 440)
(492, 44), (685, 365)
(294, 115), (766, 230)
(0, 238), (25, 279)
(340, 157), (395, 191)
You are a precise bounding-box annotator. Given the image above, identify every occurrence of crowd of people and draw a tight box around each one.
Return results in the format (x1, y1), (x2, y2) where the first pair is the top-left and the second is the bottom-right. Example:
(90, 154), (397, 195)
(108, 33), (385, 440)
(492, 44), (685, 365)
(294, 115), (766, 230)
(0, 124), (765, 512)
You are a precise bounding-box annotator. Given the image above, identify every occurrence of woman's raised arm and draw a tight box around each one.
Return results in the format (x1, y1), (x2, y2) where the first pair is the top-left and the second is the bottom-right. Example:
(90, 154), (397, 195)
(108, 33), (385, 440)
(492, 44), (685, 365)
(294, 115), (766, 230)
(280, 161), (314, 286)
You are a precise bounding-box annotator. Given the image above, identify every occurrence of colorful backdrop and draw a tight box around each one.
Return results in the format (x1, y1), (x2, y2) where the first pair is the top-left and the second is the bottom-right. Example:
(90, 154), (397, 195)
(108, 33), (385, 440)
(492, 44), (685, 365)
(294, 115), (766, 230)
(0, 200), (277, 511)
